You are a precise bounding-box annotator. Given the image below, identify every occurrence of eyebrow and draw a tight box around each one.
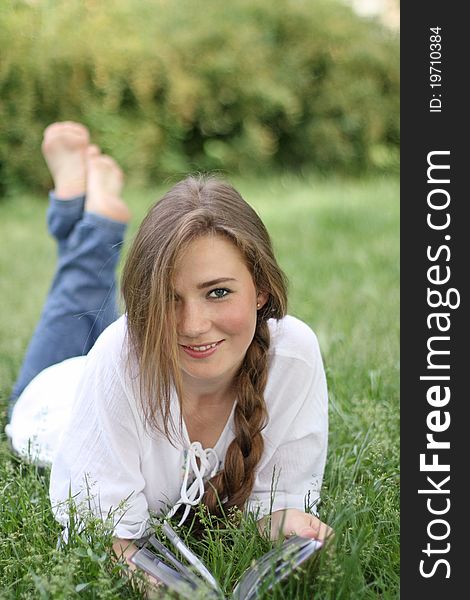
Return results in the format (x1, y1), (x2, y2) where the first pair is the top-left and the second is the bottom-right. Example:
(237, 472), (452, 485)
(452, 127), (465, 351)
(197, 277), (237, 289)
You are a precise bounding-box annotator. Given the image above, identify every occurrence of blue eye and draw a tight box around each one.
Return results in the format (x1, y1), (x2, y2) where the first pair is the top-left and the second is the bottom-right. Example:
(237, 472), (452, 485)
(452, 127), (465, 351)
(208, 288), (230, 299)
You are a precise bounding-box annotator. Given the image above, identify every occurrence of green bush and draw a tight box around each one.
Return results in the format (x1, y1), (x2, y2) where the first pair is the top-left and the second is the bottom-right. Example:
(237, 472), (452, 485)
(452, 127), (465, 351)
(0, 0), (399, 193)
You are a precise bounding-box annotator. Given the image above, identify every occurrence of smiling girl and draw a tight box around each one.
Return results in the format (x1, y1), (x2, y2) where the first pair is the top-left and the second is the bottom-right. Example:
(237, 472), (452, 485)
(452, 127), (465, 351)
(6, 122), (331, 574)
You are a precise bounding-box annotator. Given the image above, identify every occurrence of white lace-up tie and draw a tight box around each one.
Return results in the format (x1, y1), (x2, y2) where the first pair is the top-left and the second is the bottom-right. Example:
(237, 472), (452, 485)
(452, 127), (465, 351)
(166, 441), (220, 526)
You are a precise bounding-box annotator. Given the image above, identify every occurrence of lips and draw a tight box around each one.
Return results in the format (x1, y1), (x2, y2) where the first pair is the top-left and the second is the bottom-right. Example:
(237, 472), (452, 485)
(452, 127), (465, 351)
(180, 340), (224, 359)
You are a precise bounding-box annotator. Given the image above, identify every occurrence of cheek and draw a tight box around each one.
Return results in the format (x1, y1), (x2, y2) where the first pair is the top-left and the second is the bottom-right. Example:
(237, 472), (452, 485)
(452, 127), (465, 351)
(217, 302), (257, 339)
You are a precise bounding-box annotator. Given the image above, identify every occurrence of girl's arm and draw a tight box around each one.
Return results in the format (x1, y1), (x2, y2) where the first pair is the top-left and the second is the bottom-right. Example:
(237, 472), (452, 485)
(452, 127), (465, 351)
(248, 321), (329, 539)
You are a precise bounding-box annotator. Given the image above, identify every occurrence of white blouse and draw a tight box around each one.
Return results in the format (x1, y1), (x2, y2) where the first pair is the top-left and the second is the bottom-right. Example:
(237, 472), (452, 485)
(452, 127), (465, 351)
(7, 314), (328, 539)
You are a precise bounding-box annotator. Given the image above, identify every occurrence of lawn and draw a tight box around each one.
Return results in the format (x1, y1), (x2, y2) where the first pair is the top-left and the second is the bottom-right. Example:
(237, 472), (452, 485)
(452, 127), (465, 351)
(0, 174), (399, 598)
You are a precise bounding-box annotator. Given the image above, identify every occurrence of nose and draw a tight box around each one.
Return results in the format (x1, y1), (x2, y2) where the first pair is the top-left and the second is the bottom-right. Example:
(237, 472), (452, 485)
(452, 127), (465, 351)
(177, 300), (211, 339)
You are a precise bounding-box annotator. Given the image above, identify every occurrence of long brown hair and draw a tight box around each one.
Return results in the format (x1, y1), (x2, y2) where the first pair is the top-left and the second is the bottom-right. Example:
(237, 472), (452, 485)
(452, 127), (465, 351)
(121, 175), (288, 516)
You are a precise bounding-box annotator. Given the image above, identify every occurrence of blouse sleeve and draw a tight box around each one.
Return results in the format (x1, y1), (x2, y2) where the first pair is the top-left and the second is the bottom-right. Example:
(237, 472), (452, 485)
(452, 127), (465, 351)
(246, 320), (328, 518)
(49, 322), (150, 540)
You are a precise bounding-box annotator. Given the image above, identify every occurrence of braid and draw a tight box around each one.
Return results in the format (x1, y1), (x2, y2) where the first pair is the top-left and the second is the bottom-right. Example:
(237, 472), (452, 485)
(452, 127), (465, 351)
(203, 320), (270, 516)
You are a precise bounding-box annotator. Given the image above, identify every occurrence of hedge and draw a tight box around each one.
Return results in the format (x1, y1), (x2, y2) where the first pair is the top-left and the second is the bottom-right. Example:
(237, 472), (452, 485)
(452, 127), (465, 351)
(0, 0), (399, 193)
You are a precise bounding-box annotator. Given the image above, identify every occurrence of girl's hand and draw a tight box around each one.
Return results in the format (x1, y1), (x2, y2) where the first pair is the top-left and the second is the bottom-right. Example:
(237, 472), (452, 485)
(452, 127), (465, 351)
(112, 538), (163, 591)
(262, 508), (333, 541)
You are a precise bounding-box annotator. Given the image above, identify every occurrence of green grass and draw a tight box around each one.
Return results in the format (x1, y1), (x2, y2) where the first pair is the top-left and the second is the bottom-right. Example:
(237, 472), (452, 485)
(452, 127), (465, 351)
(0, 174), (399, 598)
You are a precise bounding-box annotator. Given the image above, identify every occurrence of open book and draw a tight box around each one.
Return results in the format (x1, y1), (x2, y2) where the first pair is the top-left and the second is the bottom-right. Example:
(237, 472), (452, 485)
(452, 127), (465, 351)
(130, 521), (322, 599)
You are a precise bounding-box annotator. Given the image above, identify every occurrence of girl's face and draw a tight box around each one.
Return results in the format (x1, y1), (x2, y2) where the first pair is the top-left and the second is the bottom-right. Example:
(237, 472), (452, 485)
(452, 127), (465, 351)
(173, 234), (267, 395)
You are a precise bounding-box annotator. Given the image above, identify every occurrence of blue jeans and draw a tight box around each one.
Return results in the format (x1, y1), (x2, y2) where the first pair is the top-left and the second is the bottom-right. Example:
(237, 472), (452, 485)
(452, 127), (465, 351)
(8, 193), (127, 420)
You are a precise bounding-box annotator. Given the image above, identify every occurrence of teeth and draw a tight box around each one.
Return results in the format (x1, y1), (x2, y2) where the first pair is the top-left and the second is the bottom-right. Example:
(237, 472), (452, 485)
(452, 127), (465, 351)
(188, 342), (218, 351)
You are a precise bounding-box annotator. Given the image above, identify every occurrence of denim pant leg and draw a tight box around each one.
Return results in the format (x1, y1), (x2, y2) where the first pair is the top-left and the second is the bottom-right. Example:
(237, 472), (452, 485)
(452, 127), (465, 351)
(9, 194), (127, 417)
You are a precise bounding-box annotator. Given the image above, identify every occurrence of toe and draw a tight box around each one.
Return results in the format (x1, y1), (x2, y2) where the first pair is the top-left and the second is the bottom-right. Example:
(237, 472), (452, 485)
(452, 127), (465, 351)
(86, 145), (101, 158)
(43, 122), (89, 141)
(99, 155), (122, 173)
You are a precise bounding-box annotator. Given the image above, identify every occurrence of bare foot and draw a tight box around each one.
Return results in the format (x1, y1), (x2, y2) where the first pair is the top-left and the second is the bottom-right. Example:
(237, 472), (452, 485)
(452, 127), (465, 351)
(85, 148), (131, 224)
(41, 122), (90, 198)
